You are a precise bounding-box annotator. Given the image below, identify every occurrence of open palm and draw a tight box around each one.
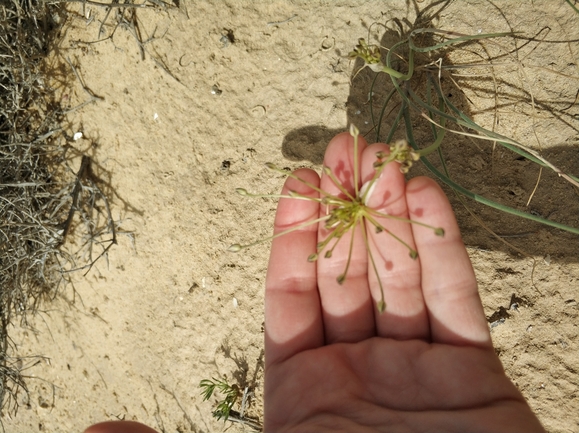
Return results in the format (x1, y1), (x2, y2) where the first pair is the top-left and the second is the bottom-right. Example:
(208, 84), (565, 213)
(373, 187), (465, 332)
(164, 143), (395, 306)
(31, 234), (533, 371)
(264, 132), (544, 433)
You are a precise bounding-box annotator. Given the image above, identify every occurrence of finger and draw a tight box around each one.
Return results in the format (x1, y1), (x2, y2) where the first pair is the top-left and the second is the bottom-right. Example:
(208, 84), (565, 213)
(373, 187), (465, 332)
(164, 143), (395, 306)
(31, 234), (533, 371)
(406, 177), (491, 347)
(361, 143), (429, 340)
(317, 132), (376, 343)
(84, 421), (158, 433)
(265, 168), (324, 366)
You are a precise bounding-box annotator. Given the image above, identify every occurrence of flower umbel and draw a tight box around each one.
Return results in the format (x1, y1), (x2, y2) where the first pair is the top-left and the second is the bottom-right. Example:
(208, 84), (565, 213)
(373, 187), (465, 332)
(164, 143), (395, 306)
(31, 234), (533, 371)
(377, 140), (421, 174)
(349, 38), (382, 67)
(229, 125), (444, 313)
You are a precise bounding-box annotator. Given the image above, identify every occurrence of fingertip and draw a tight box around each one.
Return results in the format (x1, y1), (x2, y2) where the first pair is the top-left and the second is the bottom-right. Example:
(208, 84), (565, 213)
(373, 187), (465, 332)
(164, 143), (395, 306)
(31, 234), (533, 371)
(406, 176), (460, 239)
(84, 421), (158, 433)
(323, 131), (368, 170)
(282, 168), (320, 195)
(406, 176), (447, 206)
(275, 168), (320, 230)
(326, 130), (369, 151)
(284, 168), (320, 190)
(361, 142), (406, 209)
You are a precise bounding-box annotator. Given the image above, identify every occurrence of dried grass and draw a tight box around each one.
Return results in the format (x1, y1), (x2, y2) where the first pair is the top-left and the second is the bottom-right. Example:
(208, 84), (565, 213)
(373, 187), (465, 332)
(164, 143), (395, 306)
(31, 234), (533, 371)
(0, 0), (163, 416)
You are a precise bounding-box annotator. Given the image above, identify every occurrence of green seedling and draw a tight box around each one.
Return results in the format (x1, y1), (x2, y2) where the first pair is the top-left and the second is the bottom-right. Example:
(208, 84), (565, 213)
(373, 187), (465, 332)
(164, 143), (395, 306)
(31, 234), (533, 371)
(229, 125), (444, 313)
(199, 377), (240, 422)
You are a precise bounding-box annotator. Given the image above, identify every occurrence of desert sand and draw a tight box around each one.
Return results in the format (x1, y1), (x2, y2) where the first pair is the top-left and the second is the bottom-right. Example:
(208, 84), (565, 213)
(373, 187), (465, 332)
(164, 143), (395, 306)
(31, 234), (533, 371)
(5, 1), (578, 432)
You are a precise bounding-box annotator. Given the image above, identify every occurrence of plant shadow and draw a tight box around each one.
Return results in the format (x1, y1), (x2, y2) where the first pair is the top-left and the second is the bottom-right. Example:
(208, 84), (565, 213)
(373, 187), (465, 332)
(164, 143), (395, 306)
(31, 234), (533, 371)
(281, 0), (579, 264)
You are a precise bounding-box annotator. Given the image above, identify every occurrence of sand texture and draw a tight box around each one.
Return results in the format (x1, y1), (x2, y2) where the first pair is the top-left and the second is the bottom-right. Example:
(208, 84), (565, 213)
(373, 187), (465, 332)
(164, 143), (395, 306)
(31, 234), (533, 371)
(5, 1), (578, 432)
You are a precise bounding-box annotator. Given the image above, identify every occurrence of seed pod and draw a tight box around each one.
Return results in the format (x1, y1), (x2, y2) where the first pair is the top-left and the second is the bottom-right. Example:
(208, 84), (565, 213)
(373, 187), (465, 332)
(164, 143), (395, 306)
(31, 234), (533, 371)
(377, 300), (387, 314)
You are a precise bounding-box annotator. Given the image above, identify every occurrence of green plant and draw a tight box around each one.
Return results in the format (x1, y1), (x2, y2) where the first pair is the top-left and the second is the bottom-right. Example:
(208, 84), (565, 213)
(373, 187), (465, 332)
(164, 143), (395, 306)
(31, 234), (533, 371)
(199, 377), (240, 422)
(199, 376), (263, 430)
(565, 0), (579, 15)
(348, 25), (579, 236)
(230, 125), (443, 313)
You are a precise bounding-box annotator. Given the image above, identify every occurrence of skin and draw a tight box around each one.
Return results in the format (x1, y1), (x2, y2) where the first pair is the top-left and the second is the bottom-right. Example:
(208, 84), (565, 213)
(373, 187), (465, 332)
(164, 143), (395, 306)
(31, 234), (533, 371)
(85, 132), (545, 433)
(264, 132), (545, 432)
(84, 421), (157, 433)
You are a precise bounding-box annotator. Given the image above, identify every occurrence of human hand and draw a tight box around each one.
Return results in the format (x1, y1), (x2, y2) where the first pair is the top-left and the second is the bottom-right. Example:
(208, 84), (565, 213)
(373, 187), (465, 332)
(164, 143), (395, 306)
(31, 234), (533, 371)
(264, 132), (545, 432)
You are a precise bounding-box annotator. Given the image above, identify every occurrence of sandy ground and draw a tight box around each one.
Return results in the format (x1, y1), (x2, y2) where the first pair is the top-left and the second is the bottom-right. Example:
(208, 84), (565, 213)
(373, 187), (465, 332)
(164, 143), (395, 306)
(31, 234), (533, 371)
(4, 1), (579, 432)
